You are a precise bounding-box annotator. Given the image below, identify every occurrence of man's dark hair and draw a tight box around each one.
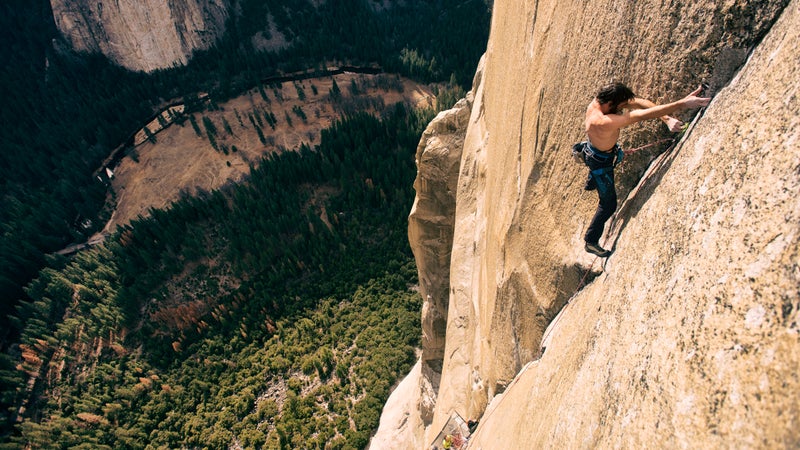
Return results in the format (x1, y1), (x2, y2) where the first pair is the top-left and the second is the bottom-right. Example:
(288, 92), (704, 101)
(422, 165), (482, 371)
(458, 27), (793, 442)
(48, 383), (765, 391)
(596, 82), (636, 106)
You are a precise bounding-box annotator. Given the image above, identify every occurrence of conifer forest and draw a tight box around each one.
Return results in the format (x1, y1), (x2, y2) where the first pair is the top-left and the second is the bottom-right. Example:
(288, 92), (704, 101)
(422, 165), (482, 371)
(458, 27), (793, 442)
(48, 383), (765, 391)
(0, 0), (490, 448)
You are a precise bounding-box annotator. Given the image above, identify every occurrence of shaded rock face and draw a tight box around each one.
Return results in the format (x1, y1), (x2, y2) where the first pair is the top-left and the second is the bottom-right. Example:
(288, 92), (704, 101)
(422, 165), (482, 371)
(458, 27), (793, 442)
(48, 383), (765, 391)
(389, 0), (798, 448)
(50, 0), (230, 72)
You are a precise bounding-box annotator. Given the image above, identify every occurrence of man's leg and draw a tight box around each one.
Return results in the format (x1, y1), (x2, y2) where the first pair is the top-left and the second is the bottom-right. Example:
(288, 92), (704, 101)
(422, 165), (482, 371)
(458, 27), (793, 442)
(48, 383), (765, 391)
(584, 169), (617, 255)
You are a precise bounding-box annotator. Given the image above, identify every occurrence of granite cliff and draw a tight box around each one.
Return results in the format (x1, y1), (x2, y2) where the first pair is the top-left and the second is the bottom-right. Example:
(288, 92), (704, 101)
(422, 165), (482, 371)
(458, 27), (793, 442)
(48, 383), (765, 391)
(373, 0), (800, 448)
(50, 0), (230, 72)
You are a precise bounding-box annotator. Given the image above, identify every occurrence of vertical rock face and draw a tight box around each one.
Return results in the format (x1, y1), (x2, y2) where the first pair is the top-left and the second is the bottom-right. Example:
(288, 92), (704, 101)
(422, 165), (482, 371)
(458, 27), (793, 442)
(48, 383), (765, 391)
(467, 2), (800, 447)
(50, 0), (230, 72)
(408, 74), (479, 424)
(392, 0), (799, 448)
(369, 75), (480, 449)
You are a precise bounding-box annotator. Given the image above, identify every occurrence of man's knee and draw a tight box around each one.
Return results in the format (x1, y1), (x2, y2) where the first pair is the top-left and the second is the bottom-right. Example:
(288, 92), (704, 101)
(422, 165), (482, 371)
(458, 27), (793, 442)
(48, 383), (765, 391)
(597, 189), (616, 210)
(600, 197), (617, 211)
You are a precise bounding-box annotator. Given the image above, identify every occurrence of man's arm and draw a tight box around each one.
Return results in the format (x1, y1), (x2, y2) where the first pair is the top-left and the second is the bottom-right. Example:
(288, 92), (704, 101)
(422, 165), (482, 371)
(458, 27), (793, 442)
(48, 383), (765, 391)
(626, 97), (683, 132)
(611, 86), (710, 130)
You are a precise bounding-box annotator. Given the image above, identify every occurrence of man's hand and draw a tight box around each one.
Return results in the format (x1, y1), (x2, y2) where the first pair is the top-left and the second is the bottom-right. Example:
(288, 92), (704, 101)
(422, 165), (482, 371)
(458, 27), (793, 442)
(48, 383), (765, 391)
(681, 85), (711, 109)
(663, 116), (684, 132)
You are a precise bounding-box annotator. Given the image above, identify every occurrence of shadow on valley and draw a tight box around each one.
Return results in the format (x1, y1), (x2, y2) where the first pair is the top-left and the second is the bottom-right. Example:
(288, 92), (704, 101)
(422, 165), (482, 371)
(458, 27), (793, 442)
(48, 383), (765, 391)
(0, 0), (491, 353)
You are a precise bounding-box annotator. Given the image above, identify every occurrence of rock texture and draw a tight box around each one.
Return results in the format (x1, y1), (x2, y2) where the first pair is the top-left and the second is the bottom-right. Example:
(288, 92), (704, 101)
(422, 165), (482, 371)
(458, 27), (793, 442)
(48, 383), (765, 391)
(468, 2), (800, 447)
(50, 0), (230, 72)
(369, 360), (426, 450)
(374, 0), (799, 448)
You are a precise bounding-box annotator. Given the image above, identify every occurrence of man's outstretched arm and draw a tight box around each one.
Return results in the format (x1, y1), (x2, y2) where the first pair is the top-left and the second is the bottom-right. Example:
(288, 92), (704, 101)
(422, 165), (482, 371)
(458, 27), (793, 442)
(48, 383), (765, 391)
(626, 97), (684, 132)
(611, 86), (711, 130)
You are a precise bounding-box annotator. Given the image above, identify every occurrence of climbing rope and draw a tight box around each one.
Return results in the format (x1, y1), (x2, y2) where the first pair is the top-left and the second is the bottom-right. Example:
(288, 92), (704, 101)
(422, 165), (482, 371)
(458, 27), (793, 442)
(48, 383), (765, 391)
(623, 120), (693, 155)
(622, 137), (675, 155)
(538, 254), (600, 355)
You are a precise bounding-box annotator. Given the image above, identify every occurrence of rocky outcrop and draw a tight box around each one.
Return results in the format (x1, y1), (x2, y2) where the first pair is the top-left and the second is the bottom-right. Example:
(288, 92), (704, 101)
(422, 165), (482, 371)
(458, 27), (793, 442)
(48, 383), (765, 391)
(50, 0), (230, 72)
(376, 0), (799, 448)
(369, 74), (478, 449)
(409, 82), (479, 420)
(369, 360), (425, 449)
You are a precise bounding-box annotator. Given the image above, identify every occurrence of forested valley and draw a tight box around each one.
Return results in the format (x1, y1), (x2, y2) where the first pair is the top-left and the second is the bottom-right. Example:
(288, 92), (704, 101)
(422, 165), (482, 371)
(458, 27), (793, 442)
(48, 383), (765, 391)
(0, 0), (490, 448)
(0, 0), (489, 342)
(4, 108), (431, 449)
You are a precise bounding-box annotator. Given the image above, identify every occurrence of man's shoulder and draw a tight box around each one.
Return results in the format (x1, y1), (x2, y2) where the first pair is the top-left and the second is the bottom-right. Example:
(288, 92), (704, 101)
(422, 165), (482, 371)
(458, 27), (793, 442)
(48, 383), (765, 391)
(586, 113), (618, 130)
(595, 111), (631, 129)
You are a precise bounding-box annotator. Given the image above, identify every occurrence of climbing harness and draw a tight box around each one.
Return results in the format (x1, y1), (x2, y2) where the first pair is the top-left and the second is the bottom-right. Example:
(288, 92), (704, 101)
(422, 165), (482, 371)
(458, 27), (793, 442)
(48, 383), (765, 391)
(573, 141), (624, 166)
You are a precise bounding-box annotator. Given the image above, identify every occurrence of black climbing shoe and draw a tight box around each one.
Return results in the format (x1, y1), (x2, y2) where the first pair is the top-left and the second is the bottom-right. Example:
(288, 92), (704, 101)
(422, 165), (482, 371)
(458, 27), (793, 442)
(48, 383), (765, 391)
(585, 242), (611, 257)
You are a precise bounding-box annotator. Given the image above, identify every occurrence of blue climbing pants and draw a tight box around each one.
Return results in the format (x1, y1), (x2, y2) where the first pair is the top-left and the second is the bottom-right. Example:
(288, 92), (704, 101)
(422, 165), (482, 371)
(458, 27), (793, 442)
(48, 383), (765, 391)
(583, 145), (618, 245)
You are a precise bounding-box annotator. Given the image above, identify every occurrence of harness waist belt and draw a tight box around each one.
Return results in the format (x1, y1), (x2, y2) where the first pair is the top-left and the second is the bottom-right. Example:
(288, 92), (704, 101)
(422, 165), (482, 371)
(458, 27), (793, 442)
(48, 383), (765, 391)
(584, 143), (617, 158)
(582, 141), (623, 167)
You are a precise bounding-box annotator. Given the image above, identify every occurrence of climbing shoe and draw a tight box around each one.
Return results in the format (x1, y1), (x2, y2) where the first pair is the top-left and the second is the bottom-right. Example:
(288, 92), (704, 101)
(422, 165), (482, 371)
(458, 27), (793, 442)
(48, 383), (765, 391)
(585, 242), (611, 257)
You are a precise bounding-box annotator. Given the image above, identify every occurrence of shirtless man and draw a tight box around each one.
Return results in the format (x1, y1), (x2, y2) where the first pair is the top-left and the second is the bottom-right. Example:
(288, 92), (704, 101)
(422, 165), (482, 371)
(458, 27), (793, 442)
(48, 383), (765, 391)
(582, 82), (710, 257)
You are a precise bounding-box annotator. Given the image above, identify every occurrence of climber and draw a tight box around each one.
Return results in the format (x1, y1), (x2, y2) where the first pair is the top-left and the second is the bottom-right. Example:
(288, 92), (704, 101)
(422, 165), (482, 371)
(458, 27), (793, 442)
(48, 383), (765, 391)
(442, 434), (454, 449)
(581, 82), (710, 257)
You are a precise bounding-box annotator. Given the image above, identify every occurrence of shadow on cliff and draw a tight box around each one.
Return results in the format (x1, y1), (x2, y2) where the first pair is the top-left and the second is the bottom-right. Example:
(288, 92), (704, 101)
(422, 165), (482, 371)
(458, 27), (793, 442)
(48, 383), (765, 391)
(548, 262), (603, 326)
(555, 262), (602, 306)
(606, 138), (684, 252)
(533, 262), (602, 359)
(607, 56), (743, 250)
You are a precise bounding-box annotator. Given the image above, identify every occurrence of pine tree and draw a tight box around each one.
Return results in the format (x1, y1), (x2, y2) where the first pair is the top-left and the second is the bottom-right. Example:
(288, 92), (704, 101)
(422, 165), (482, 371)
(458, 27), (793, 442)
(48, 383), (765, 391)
(143, 126), (157, 144)
(329, 79), (341, 101)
